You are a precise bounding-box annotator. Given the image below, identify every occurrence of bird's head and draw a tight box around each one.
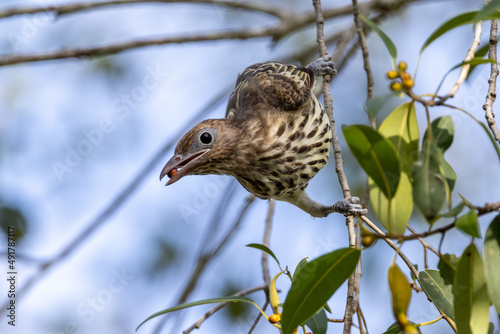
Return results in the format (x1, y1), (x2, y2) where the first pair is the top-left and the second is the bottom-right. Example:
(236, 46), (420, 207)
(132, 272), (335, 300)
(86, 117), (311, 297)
(160, 119), (239, 185)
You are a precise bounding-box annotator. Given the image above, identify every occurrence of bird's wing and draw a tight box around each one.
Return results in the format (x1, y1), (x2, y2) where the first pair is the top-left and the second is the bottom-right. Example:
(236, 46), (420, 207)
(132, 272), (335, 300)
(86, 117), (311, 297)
(225, 61), (315, 120)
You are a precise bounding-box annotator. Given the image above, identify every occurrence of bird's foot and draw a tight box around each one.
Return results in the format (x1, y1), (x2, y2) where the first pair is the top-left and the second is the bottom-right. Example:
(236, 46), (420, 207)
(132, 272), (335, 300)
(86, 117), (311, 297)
(329, 197), (367, 216)
(306, 55), (337, 77)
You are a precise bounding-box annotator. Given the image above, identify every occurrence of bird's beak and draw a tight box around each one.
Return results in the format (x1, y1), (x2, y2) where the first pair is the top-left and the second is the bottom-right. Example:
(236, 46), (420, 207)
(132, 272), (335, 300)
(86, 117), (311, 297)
(159, 149), (209, 186)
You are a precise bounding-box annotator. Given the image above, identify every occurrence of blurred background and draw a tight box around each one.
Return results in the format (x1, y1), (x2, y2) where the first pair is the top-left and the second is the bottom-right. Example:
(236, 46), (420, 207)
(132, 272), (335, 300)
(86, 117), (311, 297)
(0, 0), (499, 333)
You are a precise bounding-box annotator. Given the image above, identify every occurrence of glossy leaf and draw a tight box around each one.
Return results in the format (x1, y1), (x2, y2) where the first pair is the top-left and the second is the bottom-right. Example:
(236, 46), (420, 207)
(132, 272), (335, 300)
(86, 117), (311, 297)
(484, 215), (500, 316)
(438, 157), (457, 206)
(455, 209), (481, 238)
(454, 244), (490, 334)
(421, 11), (500, 54)
(269, 271), (284, 312)
(137, 296), (266, 330)
(379, 102), (419, 176)
(361, 15), (397, 60)
(423, 116), (454, 152)
(388, 264), (412, 319)
(292, 257), (309, 281)
(419, 270), (454, 321)
(383, 321), (421, 334)
(438, 253), (460, 285)
(412, 152), (446, 222)
(343, 125), (400, 199)
(437, 202), (465, 218)
(246, 243), (281, 268)
(281, 248), (360, 334)
(305, 308), (328, 334)
(369, 172), (412, 235)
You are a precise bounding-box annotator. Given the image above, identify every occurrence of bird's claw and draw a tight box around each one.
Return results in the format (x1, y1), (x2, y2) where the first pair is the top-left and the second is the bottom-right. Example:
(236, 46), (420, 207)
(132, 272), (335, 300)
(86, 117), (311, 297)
(306, 55), (337, 77)
(335, 197), (367, 216)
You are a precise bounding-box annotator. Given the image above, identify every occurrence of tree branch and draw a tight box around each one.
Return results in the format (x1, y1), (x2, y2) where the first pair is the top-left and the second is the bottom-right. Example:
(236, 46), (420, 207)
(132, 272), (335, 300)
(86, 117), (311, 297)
(0, 0), (287, 20)
(352, 0), (374, 100)
(483, 18), (500, 143)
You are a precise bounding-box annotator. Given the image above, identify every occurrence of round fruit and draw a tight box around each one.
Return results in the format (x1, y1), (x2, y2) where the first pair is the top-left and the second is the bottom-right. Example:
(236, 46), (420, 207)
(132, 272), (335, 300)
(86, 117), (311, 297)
(269, 314), (281, 324)
(167, 168), (178, 178)
(402, 78), (414, 89)
(386, 70), (398, 80)
(398, 61), (408, 72)
(390, 82), (402, 91)
(401, 72), (411, 81)
(362, 234), (376, 248)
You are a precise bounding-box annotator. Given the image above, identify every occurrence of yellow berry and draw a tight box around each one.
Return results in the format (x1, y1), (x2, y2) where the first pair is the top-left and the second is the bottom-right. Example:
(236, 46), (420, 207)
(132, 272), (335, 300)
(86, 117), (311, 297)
(401, 72), (411, 81)
(386, 70), (398, 80)
(402, 78), (414, 89)
(398, 61), (408, 72)
(361, 234), (375, 248)
(390, 82), (402, 91)
(269, 314), (281, 324)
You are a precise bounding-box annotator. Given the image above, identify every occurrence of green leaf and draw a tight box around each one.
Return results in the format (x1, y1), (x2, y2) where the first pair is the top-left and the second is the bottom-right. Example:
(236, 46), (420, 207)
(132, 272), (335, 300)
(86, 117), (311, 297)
(281, 248), (360, 334)
(419, 270), (455, 321)
(475, 0), (500, 22)
(383, 321), (421, 334)
(484, 214), (500, 316)
(488, 323), (495, 334)
(412, 141), (447, 223)
(421, 11), (500, 54)
(423, 116), (454, 152)
(379, 102), (419, 176)
(292, 257), (309, 281)
(388, 264), (412, 318)
(369, 172), (412, 235)
(437, 202), (465, 218)
(0, 205), (28, 240)
(468, 44), (492, 79)
(438, 253), (460, 285)
(305, 308), (328, 334)
(343, 125), (400, 199)
(438, 157), (457, 205)
(449, 57), (495, 72)
(136, 296), (265, 330)
(454, 244), (490, 334)
(365, 93), (397, 119)
(246, 243), (281, 268)
(361, 15), (397, 60)
(455, 209), (481, 238)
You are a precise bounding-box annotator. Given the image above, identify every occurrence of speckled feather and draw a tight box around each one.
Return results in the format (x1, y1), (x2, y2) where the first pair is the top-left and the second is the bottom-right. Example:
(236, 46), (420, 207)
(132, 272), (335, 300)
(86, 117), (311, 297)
(161, 58), (367, 217)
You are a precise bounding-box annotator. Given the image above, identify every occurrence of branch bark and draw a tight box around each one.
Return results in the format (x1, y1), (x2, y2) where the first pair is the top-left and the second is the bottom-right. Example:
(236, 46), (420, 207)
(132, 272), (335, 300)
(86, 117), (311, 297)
(483, 18), (500, 143)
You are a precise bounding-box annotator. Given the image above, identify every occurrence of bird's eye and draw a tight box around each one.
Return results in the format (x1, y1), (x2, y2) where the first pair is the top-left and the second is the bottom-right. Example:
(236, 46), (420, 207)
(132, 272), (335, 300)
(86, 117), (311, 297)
(200, 131), (213, 144)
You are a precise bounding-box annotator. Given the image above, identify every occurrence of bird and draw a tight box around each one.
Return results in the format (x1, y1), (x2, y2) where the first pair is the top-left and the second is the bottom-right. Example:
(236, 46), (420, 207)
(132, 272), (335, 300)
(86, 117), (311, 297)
(159, 56), (367, 217)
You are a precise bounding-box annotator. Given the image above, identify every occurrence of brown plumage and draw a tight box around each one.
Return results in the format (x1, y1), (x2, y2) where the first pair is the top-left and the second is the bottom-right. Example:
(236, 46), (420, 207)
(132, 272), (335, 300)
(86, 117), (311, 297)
(160, 56), (366, 217)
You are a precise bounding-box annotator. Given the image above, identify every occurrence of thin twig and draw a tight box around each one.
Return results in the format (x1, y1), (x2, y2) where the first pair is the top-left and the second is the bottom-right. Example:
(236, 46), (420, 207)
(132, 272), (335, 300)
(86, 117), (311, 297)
(360, 216), (458, 333)
(182, 284), (267, 334)
(352, 0), (374, 100)
(262, 199), (275, 287)
(407, 226), (440, 257)
(442, 21), (482, 100)
(0, 0), (287, 19)
(483, 18), (500, 143)
(0, 2), (387, 67)
(311, 1), (358, 333)
(0, 86), (232, 314)
(154, 194), (256, 334)
(247, 300), (269, 334)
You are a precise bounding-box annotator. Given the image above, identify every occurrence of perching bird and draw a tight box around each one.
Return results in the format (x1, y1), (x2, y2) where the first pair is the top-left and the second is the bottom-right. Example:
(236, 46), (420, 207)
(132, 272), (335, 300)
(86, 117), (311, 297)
(160, 56), (367, 217)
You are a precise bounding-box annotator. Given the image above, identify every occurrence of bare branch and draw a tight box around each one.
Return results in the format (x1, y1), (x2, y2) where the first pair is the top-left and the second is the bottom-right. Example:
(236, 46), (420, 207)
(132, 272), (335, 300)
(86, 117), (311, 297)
(262, 199), (275, 287)
(0, 0), (287, 20)
(352, 0), (374, 100)
(183, 284), (267, 334)
(442, 21), (482, 100)
(483, 19), (500, 143)
(153, 193), (256, 334)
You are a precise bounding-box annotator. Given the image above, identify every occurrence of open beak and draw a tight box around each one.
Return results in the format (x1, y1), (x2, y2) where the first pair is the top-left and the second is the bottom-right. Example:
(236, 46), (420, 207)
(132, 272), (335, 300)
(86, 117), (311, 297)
(159, 149), (209, 186)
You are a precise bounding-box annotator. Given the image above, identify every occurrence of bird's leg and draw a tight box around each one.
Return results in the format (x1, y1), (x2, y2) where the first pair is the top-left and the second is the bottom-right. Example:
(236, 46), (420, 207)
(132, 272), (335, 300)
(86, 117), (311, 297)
(280, 190), (367, 218)
(306, 55), (337, 78)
